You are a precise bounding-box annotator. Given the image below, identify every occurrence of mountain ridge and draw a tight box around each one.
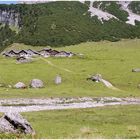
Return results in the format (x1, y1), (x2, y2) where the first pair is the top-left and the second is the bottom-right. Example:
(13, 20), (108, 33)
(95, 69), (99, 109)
(0, 1), (140, 48)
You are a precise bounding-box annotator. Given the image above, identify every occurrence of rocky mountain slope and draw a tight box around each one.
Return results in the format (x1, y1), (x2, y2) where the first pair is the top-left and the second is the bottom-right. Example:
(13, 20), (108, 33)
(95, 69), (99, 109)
(86, 1), (140, 26)
(0, 1), (140, 48)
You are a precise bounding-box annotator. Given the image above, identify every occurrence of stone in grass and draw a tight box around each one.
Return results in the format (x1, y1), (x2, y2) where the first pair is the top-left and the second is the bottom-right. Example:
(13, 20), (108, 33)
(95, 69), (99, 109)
(0, 112), (35, 134)
(55, 75), (62, 85)
(30, 79), (44, 88)
(87, 74), (102, 82)
(132, 68), (140, 72)
(14, 82), (26, 89)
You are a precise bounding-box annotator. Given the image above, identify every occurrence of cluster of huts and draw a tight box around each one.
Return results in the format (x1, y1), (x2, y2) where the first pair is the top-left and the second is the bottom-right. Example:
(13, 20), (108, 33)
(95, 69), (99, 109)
(2, 48), (75, 58)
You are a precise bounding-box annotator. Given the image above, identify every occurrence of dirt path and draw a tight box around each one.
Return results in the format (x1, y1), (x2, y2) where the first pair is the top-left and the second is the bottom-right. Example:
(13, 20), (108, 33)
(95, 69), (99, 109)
(0, 97), (140, 113)
(41, 58), (75, 73)
(100, 79), (121, 91)
(40, 58), (120, 91)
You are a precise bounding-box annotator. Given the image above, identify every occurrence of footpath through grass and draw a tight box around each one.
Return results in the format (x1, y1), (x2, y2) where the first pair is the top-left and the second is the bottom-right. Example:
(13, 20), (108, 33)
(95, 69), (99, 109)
(0, 39), (140, 98)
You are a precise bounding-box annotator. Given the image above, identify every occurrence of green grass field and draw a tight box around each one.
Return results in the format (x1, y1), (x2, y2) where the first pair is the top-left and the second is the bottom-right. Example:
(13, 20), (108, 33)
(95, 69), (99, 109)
(0, 39), (140, 139)
(0, 39), (140, 98)
(22, 105), (140, 139)
(0, 105), (140, 139)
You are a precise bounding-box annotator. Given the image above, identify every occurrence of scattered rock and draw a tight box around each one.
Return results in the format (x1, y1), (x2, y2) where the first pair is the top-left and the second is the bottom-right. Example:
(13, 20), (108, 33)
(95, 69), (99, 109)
(132, 68), (140, 72)
(30, 79), (44, 88)
(14, 82), (26, 89)
(87, 74), (118, 90)
(55, 75), (62, 84)
(0, 112), (35, 134)
(87, 74), (102, 82)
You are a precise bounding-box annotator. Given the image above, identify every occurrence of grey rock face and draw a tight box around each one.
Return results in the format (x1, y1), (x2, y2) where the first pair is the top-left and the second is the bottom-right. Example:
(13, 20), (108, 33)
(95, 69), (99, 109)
(132, 68), (140, 72)
(0, 10), (19, 27)
(0, 112), (35, 134)
(14, 82), (26, 89)
(0, 117), (15, 133)
(87, 74), (102, 82)
(55, 75), (62, 84)
(30, 79), (44, 88)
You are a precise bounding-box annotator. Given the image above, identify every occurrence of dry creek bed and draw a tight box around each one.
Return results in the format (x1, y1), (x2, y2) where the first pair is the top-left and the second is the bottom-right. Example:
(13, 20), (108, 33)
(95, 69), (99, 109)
(0, 97), (139, 112)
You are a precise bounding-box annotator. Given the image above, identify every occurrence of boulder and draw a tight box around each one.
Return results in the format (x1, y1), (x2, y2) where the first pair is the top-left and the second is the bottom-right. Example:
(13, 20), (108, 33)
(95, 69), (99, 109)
(0, 112), (35, 134)
(132, 68), (140, 72)
(55, 75), (62, 84)
(30, 79), (44, 88)
(14, 82), (26, 89)
(87, 74), (102, 82)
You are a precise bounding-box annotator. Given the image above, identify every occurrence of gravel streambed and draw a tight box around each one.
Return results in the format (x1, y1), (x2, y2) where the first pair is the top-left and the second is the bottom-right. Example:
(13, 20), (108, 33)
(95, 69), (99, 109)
(0, 97), (139, 112)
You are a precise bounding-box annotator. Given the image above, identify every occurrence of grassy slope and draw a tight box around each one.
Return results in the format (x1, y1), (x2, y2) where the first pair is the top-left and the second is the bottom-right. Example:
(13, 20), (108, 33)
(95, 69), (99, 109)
(0, 39), (140, 98)
(24, 105), (140, 139)
(1, 105), (139, 139)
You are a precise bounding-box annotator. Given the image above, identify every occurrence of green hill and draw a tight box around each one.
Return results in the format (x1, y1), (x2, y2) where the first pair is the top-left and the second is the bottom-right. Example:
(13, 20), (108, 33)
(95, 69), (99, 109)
(16, 1), (140, 46)
(0, 1), (140, 48)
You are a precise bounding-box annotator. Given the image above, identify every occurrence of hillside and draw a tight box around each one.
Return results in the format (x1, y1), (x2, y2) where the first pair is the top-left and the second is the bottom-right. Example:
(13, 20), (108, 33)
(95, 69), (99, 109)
(0, 1), (140, 48)
(0, 39), (140, 98)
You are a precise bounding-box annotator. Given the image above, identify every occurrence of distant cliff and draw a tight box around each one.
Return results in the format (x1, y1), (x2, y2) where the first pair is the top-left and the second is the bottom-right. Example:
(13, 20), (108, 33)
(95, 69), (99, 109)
(0, 9), (19, 27)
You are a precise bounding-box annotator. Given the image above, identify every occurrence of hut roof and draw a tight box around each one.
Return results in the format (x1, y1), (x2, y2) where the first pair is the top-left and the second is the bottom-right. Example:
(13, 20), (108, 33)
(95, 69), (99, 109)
(18, 50), (28, 54)
(38, 48), (52, 53)
(60, 51), (69, 54)
(8, 50), (19, 54)
(27, 49), (39, 54)
(50, 50), (59, 55)
(16, 56), (26, 61)
(2, 52), (10, 57)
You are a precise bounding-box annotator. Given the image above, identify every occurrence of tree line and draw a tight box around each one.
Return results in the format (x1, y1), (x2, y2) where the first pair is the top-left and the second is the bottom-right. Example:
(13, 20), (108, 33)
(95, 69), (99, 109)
(0, 1), (140, 49)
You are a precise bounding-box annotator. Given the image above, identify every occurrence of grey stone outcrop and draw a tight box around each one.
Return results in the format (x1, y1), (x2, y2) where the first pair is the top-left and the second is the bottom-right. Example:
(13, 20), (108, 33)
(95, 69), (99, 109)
(0, 112), (35, 134)
(30, 79), (44, 88)
(87, 74), (102, 82)
(55, 75), (62, 84)
(14, 82), (26, 89)
(132, 68), (140, 72)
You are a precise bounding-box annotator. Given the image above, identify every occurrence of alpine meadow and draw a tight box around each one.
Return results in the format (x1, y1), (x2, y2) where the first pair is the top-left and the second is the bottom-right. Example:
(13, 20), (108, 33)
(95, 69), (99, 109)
(0, 1), (140, 139)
